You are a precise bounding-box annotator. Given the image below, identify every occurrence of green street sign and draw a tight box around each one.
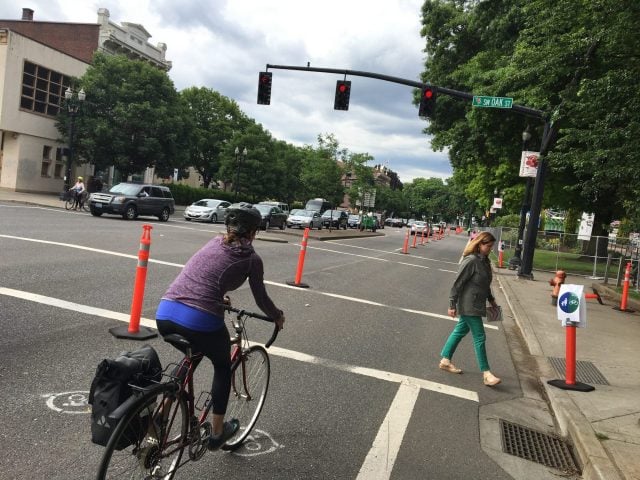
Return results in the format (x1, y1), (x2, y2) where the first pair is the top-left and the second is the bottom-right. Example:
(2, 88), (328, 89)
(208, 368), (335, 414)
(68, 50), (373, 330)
(472, 96), (513, 109)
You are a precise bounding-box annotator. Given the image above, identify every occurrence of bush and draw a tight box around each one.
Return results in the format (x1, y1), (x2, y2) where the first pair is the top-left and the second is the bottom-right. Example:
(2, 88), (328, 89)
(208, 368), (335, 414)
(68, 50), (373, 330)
(166, 184), (238, 206)
(494, 214), (521, 228)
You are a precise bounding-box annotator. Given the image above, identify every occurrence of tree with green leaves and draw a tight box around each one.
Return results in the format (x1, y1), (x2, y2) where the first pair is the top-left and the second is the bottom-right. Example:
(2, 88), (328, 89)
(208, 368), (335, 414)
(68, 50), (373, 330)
(59, 53), (191, 179)
(179, 87), (250, 188)
(419, 0), (640, 234)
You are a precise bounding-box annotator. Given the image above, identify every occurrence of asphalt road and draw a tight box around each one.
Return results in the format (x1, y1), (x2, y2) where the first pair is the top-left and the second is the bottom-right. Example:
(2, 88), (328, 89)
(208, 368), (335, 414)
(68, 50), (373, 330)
(0, 204), (522, 479)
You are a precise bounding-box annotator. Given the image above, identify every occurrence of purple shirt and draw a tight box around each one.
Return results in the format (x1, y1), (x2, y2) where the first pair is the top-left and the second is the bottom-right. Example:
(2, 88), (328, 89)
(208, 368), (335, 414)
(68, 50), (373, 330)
(162, 236), (281, 321)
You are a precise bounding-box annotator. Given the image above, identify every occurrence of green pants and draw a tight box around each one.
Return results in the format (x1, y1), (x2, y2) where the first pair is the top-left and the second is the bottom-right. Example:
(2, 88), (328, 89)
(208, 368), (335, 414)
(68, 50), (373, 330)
(440, 315), (490, 372)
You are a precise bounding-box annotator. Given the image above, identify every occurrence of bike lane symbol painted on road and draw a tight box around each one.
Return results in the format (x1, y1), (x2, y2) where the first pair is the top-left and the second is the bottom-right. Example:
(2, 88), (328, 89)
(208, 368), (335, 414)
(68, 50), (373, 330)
(232, 429), (283, 457)
(43, 391), (90, 414)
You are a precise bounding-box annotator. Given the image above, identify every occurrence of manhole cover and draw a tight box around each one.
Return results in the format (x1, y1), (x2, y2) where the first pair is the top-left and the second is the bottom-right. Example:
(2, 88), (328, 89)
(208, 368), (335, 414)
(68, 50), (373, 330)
(500, 420), (579, 474)
(548, 357), (609, 385)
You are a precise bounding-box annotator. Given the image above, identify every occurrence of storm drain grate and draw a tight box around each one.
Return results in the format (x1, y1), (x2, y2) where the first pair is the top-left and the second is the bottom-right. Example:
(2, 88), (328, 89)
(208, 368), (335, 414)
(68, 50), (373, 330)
(548, 357), (610, 385)
(500, 420), (579, 473)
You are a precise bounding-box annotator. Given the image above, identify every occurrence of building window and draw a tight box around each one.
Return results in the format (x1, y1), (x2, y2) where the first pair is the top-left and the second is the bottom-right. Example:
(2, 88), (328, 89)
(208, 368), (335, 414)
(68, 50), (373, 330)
(54, 147), (65, 178)
(41, 145), (52, 177)
(21, 61), (71, 118)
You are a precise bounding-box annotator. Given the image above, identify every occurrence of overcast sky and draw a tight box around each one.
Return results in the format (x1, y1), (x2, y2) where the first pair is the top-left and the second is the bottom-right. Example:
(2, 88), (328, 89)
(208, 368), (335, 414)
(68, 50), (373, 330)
(1, 0), (453, 183)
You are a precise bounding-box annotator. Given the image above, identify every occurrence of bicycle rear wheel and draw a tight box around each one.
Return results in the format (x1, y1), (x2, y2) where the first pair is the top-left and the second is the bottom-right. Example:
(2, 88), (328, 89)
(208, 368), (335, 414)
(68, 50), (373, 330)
(222, 345), (270, 451)
(97, 383), (188, 480)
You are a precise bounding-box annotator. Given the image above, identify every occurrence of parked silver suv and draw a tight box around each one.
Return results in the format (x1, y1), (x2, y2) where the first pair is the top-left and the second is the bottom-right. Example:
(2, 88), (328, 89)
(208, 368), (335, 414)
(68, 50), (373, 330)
(89, 183), (175, 221)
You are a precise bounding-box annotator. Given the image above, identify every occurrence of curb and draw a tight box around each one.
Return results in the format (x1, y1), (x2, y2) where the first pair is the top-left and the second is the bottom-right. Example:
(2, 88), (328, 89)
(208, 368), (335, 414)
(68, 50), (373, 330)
(497, 274), (621, 480)
(543, 383), (623, 480)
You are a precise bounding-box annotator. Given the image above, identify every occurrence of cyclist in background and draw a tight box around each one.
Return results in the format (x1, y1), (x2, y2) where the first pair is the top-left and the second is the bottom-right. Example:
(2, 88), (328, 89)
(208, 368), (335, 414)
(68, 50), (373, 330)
(69, 176), (85, 210)
(156, 204), (285, 450)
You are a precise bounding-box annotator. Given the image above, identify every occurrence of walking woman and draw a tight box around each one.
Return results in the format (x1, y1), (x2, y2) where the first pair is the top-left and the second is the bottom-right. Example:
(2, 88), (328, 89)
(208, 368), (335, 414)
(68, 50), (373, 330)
(439, 231), (501, 386)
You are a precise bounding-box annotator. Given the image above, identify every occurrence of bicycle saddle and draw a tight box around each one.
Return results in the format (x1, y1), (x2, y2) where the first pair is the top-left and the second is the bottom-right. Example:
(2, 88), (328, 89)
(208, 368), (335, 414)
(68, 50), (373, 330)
(163, 333), (192, 350)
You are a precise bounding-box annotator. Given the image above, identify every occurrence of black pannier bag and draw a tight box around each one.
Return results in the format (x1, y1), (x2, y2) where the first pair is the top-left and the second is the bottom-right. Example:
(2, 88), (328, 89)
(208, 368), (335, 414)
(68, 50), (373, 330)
(89, 344), (162, 449)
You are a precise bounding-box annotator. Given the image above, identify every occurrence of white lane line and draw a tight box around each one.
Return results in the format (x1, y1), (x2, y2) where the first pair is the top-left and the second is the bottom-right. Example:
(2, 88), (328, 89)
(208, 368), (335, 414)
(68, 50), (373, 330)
(0, 234), (497, 330)
(266, 345), (477, 402)
(356, 382), (420, 480)
(325, 241), (461, 265)
(0, 234), (184, 267)
(0, 287), (157, 330)
(0, 287), (478, 403)
(264, 281), (499, 331)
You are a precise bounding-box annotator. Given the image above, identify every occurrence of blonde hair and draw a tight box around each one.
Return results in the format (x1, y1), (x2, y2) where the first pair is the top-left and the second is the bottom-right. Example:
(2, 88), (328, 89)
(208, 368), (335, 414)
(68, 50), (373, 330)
(462, 231), (496, 257)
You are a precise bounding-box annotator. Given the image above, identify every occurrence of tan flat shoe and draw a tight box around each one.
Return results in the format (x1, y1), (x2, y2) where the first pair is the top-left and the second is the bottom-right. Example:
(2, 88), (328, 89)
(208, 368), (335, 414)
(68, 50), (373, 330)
(483, 372), (501, 386)
(439, 360), (462, 374)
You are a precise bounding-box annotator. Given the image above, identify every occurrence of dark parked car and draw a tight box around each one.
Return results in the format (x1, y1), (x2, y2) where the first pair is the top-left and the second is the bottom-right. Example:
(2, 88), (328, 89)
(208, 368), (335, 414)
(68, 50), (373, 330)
(254, 204), (288, 230)
(259, 201), (290, 216)
(321, 210), (348, 229)
(385, 217), (404, 227)
(89, 183), (175, 221)
(183, 198), (230, 223)
(347, 214), (361, 228)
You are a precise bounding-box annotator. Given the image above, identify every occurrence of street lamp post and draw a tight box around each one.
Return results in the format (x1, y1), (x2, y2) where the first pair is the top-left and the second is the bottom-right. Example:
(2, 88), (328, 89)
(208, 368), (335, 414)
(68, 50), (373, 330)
(64, 87), (86, 190)
(519, 121), (553, 279)
(509, 128), (533, 270)
(234, 147), (247, 201)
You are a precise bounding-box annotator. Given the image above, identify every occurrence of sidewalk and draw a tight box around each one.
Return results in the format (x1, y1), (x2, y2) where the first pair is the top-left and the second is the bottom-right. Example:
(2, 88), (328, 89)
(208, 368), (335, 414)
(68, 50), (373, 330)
(496, 268), (640, 480)
(3, 188), (639, 478)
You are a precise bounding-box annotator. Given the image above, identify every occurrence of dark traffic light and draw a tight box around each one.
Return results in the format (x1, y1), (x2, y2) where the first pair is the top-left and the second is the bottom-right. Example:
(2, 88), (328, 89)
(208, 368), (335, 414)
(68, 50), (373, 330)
(257, 72), (272, 105)
(418, 86), (437, 118)
(334, 80), (351, 111)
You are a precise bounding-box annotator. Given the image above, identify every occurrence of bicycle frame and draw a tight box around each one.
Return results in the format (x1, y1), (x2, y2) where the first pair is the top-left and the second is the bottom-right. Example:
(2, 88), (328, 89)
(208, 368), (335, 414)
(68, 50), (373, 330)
(156, 308), (278, 465)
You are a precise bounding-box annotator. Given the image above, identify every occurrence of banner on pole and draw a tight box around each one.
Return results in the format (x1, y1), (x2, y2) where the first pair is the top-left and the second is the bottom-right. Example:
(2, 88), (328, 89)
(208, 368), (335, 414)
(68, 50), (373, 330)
(577, 212), (595, 241)
(519, 151), (540, 177)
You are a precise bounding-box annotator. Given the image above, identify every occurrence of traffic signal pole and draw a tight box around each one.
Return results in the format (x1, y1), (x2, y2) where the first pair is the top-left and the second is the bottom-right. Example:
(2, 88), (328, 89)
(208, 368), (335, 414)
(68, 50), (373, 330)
(262, 63), (551, 278)
(265, 64), (545, 119)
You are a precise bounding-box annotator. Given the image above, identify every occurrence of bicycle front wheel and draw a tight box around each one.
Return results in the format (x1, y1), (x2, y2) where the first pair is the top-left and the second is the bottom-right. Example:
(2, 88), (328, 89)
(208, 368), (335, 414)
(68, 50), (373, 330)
(223, 345), (270, 451)
(65, 198), (74, 210)
(97, 383), (188, 480)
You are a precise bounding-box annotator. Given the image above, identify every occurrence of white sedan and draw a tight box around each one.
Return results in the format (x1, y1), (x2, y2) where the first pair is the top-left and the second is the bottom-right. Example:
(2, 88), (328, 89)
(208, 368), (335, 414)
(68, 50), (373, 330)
(286, 209), (323, 230)
(410, 220), (428, 235)
(183, 199), (231, 223)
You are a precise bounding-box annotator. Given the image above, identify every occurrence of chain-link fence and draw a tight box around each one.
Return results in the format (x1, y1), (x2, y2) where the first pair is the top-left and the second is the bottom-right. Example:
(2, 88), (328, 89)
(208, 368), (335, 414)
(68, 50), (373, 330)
(481, 227), (640, 290)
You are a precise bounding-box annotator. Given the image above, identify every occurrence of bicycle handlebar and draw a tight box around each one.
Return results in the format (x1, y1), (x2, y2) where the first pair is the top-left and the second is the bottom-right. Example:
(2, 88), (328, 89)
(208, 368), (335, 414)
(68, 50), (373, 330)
(224, 305), (279, 348)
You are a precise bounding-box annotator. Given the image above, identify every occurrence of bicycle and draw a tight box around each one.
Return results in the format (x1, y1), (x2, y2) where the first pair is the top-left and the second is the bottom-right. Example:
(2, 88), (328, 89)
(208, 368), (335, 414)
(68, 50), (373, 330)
(96, 305), (279, 480)
(64, 189), (90, 212)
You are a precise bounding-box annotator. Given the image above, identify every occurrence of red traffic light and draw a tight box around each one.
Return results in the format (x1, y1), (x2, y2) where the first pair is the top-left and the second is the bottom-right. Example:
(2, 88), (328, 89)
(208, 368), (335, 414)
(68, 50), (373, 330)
(418, 86), (437, 118)
(334, 80), (351, 111)
(257, 71), (272, 105)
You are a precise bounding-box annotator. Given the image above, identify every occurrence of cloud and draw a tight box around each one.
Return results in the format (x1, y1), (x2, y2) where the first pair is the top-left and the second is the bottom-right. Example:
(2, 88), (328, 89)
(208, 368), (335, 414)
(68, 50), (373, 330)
(0, 0), (453, 182)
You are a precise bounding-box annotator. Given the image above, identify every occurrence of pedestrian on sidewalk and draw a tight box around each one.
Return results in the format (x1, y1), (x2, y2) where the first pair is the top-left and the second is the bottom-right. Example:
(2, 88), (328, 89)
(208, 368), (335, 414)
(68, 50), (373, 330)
(439, 231), (502, 386)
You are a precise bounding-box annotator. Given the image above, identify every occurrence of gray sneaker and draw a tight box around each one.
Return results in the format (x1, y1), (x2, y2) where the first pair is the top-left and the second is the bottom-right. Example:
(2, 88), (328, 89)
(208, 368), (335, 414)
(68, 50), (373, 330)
(207, 419), (240, 451)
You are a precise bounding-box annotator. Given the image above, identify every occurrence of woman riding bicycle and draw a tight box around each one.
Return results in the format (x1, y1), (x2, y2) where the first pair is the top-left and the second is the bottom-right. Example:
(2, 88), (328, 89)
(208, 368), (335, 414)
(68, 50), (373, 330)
(155, 203), (285, 450)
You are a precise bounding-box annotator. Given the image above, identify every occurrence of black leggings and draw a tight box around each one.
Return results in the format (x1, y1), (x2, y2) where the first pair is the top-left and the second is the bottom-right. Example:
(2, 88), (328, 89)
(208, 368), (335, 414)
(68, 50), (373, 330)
(156, 320), (231, 415)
